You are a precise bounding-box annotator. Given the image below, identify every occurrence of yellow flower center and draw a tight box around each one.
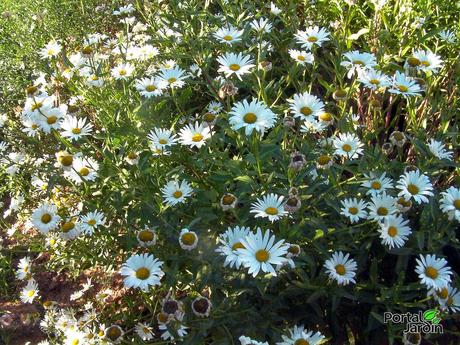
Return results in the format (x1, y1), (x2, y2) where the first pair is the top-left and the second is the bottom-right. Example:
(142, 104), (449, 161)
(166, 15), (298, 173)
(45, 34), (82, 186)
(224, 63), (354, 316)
(27, 290), (35, 297)
(421, 60), (430, 67)
(62, 222), (75, 233)
(173, 190), (183, 198)
(192, 133), (204, 142)
(229, 64), (241, 71)
(82, 46), (93, 55)
(295, 339), (310, 345)
(158, 139), (167, 145)
(300, 106), (312, 116)
(387, 226), (398, 237)
(398, 85), (409, 92)
(265, 207), (278, 215)
(106, 326), (122, 340)
(91, 75), (99, 81)
(139, 230), (154, 242)
(119, 69), (127, 76)
(453, 199), (460, 210)
(353, 60), (364, 65)
(32, 102), (43, 111)
(371, 181), (382, 190)
(222, 195), (236, 205)
(307, 36), (318, 42)
(47, 116), (57, 124)
(79, 167), (90, 176)
(223, 35), (233, 41)
(181, 232), (197, 245)
(72, 339), (79, 345)
(168, 77), (177, 84)
(335, 264), (346, 275)
(26, 86), (38, 94)
(72, 128), (81, 135)
(146, 85), (157, 92)
(59, 155), (73, 166)
(41, 213), (52, 224)
(255, 249), (269, 262)
(203, 113), (216, 122)
(348, 207), (358, 215)
(317, 155), (331, 165)
(319, 112), (332, 121)
(407, 184), (419, 195)
(297, 55), (305, 61)
(370, 79), (380, 85)
(135, 267), (150, 280)
(243, 112), (258, 124)
(377, 207), (388, 216)
(447, 296), (453, 306)
(436, 287), (449, 300)
(288, 245), (300, 255)
(407, 57), (421, 66)
(49, 239), (56, 246)
(342, 144), (352, 152)
(232, 242), (245, 250)
(88, 219), (96, 226)
(128, 152), (137, 159)
(425, 266), (438, 279)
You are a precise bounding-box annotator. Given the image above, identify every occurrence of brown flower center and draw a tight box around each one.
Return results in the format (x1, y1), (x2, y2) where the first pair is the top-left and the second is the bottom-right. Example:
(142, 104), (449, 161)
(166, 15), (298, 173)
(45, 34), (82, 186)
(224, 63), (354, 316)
(407, 184), (419, 195)
(135, 267), (150, 280)
(139, 230), (154, 242)
(425, 266), (438, 279)
(41, 213), (52, 224)
(387, 226), (397, 237)
(181, 232), (196, 245)
(229, 64), (240, 71)
(377, 207), (388, 216)
(335, 264), (346, 275)
(243, 112), (257, 124)
(255, 249), (269, 262)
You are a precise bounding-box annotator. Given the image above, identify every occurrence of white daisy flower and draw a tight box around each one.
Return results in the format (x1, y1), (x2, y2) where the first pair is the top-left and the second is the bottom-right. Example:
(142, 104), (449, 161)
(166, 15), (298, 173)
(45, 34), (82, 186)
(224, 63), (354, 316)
(135, 77), (167, 97)
(333, 132), (364, 159)
(179, 228), (199, 250)
(80, 210), (105, 235)
(63, 330), (87, 345)
(250, 17), (272, 33)
(389, 71), (422, 97)
(60, 116), (93, 141)
(208, 101), (223, 114)
(250, 193), (288, 222)
(65, 155), (99, 184)
(111, 63), (135, 80)
(147, 127), (178, 151)
(341, 50), (377, 78)
(85, 74), (104, 87)
(239, 335), (269, 345)
(16, 256), (32, 280)
(439, 186), (460, 222)
(270, 3), (282, 15)
(31, 203), (61, 234)
(438, 286), (460, 313)
(427, 139), (453, 160)
(59, 219), (82, 241)
(288, 49), (314, 65)
(409, 49), (443, 73)
(216, 226), (251, 269)
(340, 198), (368, 223)
(135, 323), (154, 341)
(367, 192), (397, 222)
(358, 68), (390, 90)
(361, 172), (393, 196)
(178, 122), (211, 148)
(161, 180), (193, 206)
(324, 251), (357, 285)
(159, 323), (188, 340)
(396, 170), (433, 204)
(37, 107), (65, 133)
(158, 66), (188, 88)
(237, 228), (288, 277)
(294, 26), (330, 50)
(113, 4), (135, 15)
(277, 325), (325, 345)
(229, 98), (277, 135)
(288, 92), (324, 121)
(120, 253), (164, 291)
(378, 215), (412, 249)
(415, 254), (452, 290)
(214, 25), (244, 44)
(217, 52), (255, 80)
(39, 40), (62, 59)
(20, 279), (39, 303)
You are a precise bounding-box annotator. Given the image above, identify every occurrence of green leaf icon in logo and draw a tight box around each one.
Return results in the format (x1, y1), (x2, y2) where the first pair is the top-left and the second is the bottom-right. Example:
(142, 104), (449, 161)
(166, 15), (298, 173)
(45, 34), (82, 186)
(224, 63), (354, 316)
(423, 309), (440, 324)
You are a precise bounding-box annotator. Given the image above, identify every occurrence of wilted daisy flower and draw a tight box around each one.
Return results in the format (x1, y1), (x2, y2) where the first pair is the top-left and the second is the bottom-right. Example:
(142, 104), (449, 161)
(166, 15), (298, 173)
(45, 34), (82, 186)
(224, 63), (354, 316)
(427, 139), (453, 160)
(229, 98), (277, 135)
(120, 253), (164, 291)
(438, 286), (460, 312)
(217, 52), (255, 80)
(111, 63), (134, 80)
(288, 49), (314, 65)
(362, 172), (393, 196)
(277, 325), (325, 345)
(31, 203), (61, 234)
(137, 227), (157, 247)
(135, 77), (166, 97)
(191, 296), (212, 317)
(324, 251), (357, 285)
(179, 228), (198, 250)
(159, 323), (188, 341)
(389, 71), (422, 97)
(80, 210), (105, 235)
(220, 193), (238, 210)
(415, 254), (452, 290)
(294, 26), (330, 50)
(409, 49), (443, 73)
(250, 17), (272, 33)
(65, 155), (99, 184)
(85, 73), (104, 87)
(333, 132), (364, 159)
(316, 154), (334, 169)
(378, 215), (412, 249)
(214, 25), (244, 44)
(20, 279), (39, 303)
(389, 130), (407, 147)
(178, 122), (211, 148)
(270, 2), (281, 15)
(288, 92), (324, 121)
(158, 66), (188, 88)
(16, 256), (32, 280)
(104, 325), (124, 344)
(250, 193), (288, 222)
(396, 170), (433, 204)
(148, 127), (178, 151)
(237, 228), (288, 277)
(39, 40), (62, 59)
(239, 335), (269, 345)
(358, 68), (390, 90)
(439, 186), (460, 221)
(341, 50), (377, 78)
(216, 226), (251, 269)
(60, 116), (93, 141)
(161, 180), (193, 206)
(368, 193), (397, 221)
(55, 151), (74, 170)
(395, 197), (412, 213)
(135, 322), (154, 341)
(59, 219), (82, 241)
(340, 198), (368, 223)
